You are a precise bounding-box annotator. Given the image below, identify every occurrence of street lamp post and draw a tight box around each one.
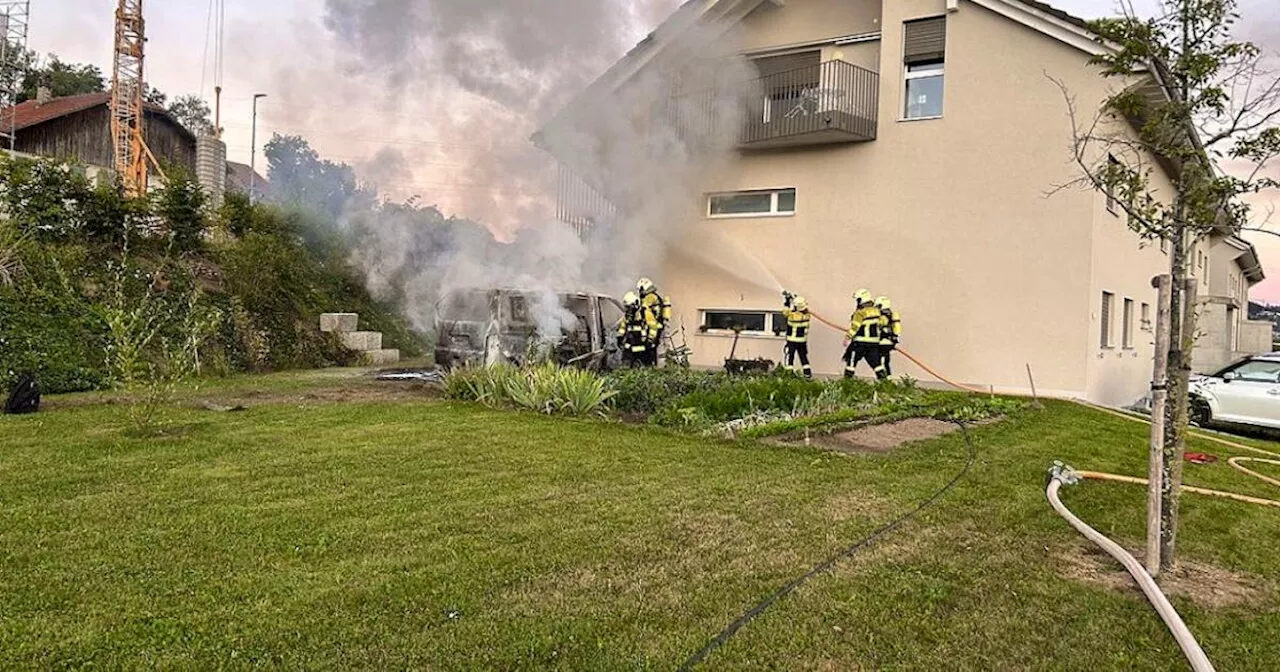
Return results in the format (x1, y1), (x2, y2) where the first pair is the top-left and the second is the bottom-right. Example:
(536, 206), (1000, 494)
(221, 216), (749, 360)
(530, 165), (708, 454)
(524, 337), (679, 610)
(249, 93), (267, 204)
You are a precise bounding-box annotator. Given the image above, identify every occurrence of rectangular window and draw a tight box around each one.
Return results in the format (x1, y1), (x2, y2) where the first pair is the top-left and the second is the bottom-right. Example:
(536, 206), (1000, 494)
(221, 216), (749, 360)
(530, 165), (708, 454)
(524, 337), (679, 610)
(1160, 237), (1169, 254)
(1105, 155), (1120, 215)
(903, 17), (946, 120)
(708, 188), (797, 218)
(1227, 306), (1238, 351)
(1101, 292), (1114, 348)
(1141, 302), (1152, 332)
(1123, 298), (1135, 348)
(699, 310), (789, 337)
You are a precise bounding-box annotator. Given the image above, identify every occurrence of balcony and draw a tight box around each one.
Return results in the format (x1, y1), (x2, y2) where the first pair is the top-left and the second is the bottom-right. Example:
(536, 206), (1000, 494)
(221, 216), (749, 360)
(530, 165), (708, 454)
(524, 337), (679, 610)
(741, 59), (879, 149)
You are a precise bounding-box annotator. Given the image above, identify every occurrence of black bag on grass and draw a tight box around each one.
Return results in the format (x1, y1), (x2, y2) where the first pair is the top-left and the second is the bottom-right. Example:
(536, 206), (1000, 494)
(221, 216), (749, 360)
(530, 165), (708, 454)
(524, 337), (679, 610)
(4, 373), (40, 415)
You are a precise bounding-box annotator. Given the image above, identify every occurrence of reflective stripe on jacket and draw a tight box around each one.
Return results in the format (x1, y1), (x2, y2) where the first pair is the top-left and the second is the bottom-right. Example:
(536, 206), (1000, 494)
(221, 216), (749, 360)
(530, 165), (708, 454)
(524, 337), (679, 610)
(784, 308), (811, 343)
(848, 305), (882, 343)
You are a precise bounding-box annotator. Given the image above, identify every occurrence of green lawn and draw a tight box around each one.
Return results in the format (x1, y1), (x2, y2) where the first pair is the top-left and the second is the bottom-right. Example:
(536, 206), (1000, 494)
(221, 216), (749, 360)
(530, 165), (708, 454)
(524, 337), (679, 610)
(2, 372), (1279, 670)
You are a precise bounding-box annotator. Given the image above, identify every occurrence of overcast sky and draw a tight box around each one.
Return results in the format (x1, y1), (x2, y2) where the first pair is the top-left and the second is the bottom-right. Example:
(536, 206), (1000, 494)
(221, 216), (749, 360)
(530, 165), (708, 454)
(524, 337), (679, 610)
(30, 0), (1280, 299)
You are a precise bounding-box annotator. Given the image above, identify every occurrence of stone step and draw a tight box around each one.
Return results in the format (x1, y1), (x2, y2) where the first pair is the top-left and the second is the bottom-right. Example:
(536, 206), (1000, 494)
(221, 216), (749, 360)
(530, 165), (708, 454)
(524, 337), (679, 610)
(362, 349), (401, 366)
(340, 331), (383, 351)
(320, 313), (359, 333)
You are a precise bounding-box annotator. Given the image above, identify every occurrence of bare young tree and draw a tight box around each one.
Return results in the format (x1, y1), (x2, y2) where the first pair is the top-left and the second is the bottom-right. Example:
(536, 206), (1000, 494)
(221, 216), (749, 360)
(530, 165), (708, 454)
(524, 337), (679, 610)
(1053, 0), (1279, 572)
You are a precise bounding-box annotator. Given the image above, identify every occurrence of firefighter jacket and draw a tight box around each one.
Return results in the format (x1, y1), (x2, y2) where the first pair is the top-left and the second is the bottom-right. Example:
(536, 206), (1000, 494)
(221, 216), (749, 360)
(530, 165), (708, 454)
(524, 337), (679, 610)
(848, 304), (883, 344)
(879, 309), (902, 346)
(641, 292), (672, 329)
(783, 307), (811, 343)
(617, 307), (654, 353)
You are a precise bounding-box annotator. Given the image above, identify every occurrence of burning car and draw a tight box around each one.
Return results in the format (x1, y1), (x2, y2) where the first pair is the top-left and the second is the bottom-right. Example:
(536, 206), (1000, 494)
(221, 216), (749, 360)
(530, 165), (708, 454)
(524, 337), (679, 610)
(433, 288), (626, 371)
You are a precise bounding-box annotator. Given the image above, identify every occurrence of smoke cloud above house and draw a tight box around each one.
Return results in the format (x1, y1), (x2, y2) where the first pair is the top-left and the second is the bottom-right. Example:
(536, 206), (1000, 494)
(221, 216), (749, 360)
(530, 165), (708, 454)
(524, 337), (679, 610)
(281, 0), (766, 341)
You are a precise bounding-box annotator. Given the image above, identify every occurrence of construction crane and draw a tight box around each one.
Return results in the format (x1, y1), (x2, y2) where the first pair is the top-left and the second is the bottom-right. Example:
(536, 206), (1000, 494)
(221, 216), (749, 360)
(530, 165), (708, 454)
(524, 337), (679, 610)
(111, 0), (161, 197)
(0, 1), (31, 152)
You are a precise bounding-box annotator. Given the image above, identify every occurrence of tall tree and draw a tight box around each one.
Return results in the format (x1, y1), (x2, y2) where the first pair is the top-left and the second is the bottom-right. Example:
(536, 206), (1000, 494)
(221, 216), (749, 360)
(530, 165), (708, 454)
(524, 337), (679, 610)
(166, 94), (214, 136)
(18, 55), (105, 102)
(1057, 0), (1279, 571)
(264, 134), (375, 220)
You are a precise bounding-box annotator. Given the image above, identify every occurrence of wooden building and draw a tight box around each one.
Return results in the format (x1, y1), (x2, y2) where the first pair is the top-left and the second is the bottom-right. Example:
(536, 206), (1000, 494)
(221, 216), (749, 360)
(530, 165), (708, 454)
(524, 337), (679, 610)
(3, 92), (196, 174)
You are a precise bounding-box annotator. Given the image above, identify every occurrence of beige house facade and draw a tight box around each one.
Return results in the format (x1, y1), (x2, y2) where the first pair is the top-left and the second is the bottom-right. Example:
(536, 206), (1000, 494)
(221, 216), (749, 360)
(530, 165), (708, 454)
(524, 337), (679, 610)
(541, 0), (1269, 407)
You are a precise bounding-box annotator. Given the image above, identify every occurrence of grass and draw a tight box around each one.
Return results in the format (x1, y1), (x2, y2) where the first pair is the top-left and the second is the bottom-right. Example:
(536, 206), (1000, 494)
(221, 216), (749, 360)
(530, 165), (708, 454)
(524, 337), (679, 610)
(2, 373), (1279, 670)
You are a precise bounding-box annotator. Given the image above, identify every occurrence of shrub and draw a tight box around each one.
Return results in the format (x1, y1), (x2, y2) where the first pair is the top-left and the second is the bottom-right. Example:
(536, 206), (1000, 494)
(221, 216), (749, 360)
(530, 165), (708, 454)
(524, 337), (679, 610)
(445, 364), (615, 417)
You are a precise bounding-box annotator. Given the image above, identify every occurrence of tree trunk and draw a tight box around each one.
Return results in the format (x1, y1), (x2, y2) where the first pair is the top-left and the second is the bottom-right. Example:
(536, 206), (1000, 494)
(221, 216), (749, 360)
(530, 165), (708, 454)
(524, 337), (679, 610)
(1162, 274), (1198, 572)
(1146, 274), (1172, 577)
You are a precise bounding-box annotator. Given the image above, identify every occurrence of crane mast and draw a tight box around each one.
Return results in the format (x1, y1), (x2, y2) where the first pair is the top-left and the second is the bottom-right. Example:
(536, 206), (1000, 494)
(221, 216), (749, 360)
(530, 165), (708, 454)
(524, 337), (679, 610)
(0, 1), (30, 152)
(111, 0), (148, 197)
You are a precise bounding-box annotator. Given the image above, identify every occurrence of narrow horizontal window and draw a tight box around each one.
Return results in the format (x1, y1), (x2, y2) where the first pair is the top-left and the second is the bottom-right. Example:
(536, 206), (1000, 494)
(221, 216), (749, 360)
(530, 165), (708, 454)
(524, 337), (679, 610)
(708, 188), (797, 218)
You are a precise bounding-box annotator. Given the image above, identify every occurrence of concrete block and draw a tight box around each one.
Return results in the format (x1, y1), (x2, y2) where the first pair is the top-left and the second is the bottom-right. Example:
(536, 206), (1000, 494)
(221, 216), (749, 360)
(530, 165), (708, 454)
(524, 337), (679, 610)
(362, 349), (401, 366)
(320, 313), (359, 333)
(341, 331), (383, 351)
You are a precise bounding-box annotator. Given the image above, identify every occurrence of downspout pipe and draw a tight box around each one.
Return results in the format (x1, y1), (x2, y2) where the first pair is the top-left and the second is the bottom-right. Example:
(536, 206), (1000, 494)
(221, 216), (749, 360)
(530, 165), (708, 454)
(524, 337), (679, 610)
(1046, 462), (1215, 672)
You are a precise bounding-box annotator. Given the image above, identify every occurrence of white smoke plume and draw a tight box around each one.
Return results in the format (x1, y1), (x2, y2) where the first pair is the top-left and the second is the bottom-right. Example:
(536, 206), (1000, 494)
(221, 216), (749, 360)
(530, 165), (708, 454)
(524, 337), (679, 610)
(308, 0), (763, 343)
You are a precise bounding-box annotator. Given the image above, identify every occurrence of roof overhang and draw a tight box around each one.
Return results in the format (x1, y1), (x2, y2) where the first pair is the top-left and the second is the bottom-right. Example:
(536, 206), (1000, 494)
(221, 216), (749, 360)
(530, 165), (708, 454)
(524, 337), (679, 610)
(1224, 235), (1266, 284)
(966, 0), (1120, 57)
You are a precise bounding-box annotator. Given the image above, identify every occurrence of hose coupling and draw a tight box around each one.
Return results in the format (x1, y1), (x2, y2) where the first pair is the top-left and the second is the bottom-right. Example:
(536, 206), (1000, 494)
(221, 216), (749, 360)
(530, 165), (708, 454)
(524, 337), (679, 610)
(1048, 461), (1081, 486)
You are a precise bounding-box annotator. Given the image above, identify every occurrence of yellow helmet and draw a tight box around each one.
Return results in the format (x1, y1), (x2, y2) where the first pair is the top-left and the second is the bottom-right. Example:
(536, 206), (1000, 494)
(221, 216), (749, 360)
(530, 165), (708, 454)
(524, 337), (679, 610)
(793, 296), (808, 310)
(623, 291), (639, 307)
(637, 277), (655, 294)
(876, 296), (891, 310)
(854, 289), (872, 304)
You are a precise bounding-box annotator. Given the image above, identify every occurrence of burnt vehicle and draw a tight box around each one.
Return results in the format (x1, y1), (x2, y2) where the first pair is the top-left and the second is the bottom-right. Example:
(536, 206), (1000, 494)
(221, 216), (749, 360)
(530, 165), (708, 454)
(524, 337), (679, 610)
(434, 288), (627, 371)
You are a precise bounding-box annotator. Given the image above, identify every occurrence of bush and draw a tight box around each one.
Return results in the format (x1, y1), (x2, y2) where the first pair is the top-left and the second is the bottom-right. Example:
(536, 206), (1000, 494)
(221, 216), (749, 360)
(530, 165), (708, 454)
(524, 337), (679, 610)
(445, 364), (615, 417)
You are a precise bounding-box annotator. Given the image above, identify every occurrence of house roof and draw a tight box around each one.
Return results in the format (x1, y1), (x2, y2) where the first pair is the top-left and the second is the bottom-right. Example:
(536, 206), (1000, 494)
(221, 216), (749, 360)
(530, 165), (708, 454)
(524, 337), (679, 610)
(225, 160), (270, 197)
(2, 92), (195, 143)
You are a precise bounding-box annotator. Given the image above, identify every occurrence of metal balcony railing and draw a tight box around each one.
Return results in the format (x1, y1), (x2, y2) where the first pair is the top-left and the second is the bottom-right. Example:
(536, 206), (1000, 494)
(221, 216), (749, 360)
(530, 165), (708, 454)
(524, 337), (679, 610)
(740, 59), (879, 147)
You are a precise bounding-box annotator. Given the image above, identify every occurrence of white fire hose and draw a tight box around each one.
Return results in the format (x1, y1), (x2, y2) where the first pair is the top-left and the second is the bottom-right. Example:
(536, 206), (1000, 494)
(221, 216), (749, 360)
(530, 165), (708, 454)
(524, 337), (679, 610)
(1046, 462), (1215, 672)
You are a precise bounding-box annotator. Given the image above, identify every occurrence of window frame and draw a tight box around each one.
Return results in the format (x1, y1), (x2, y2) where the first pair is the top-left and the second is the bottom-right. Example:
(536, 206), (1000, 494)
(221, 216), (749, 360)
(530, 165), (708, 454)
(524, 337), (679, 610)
(1101, 291), (1115, 349)
(1122, 298), (1135, 349)
(706, 188), (798, 219)
(698, 309), (788, 338)
(1141, 302), (1152, 332)
(1105, 155), (1121, 216)
(902, 60), (946, 121)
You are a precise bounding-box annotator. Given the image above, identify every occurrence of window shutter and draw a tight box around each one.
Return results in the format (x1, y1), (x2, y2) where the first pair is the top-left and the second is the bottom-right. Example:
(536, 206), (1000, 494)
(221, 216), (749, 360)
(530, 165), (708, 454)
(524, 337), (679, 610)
(904, 17), (947, 64)
(753, 51), (821, 78)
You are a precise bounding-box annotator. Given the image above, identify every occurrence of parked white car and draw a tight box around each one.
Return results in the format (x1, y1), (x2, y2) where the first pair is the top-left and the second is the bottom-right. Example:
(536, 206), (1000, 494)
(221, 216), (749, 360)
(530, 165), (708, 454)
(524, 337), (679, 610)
(1189, 353), (1280, 431)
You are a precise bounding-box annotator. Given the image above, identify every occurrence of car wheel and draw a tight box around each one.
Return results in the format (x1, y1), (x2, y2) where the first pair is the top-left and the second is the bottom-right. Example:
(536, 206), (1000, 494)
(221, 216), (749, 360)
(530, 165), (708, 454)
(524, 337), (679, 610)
(1190, 396), (1213, 427)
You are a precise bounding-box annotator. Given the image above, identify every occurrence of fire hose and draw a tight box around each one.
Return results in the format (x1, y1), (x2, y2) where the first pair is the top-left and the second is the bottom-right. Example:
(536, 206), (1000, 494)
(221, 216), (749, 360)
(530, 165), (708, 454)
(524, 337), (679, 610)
(1046, 404), (1280, 672)
(677, 422), (977, 671)
(809, 311), (987, 393)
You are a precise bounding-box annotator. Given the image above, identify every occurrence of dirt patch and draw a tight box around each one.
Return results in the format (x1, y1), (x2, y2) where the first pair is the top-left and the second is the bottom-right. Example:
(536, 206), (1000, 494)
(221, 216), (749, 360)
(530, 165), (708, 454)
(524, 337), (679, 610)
(816, 418), (963, 454)
(1056, 542), (1273, 610)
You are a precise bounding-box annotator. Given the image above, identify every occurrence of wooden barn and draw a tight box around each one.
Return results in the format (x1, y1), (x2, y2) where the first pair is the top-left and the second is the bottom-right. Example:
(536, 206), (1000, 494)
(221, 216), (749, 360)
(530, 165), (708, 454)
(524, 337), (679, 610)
(3, 92), (196, 175)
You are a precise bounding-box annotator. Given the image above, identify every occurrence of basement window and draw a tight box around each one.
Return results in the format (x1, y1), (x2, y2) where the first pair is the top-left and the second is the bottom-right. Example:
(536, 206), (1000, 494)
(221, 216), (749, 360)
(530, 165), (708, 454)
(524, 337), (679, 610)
(708, 189), (797, 218)
(699, 310), (787, 337)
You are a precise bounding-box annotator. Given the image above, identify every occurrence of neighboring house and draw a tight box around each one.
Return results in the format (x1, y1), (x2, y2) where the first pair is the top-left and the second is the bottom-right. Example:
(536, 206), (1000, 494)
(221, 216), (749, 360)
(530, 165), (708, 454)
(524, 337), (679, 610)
(537, 0), (1269, 406)
(1194, 231), (1269, 372)
(225, 161), (271, 201)
(1, 91), (197, 176)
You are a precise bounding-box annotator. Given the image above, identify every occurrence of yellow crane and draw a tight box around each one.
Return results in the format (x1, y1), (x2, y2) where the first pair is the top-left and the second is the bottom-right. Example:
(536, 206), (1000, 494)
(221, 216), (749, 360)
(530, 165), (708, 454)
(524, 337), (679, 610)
(110, 0), (163, 197)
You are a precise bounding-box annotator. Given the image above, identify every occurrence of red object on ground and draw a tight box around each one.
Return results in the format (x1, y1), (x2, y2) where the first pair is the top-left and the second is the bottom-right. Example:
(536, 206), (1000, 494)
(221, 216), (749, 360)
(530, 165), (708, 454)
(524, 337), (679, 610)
(1185, 452), (1218, 465)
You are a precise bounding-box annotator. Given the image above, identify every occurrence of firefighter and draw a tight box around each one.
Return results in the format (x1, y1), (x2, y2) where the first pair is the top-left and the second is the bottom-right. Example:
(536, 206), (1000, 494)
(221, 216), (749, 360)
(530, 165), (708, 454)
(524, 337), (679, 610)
(616, 292), (652, 367)
(781, 291), (812, 378)
(876, 296), (902, 377)
(636, 277), (672, 354)
(842, 289), (887, 380)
